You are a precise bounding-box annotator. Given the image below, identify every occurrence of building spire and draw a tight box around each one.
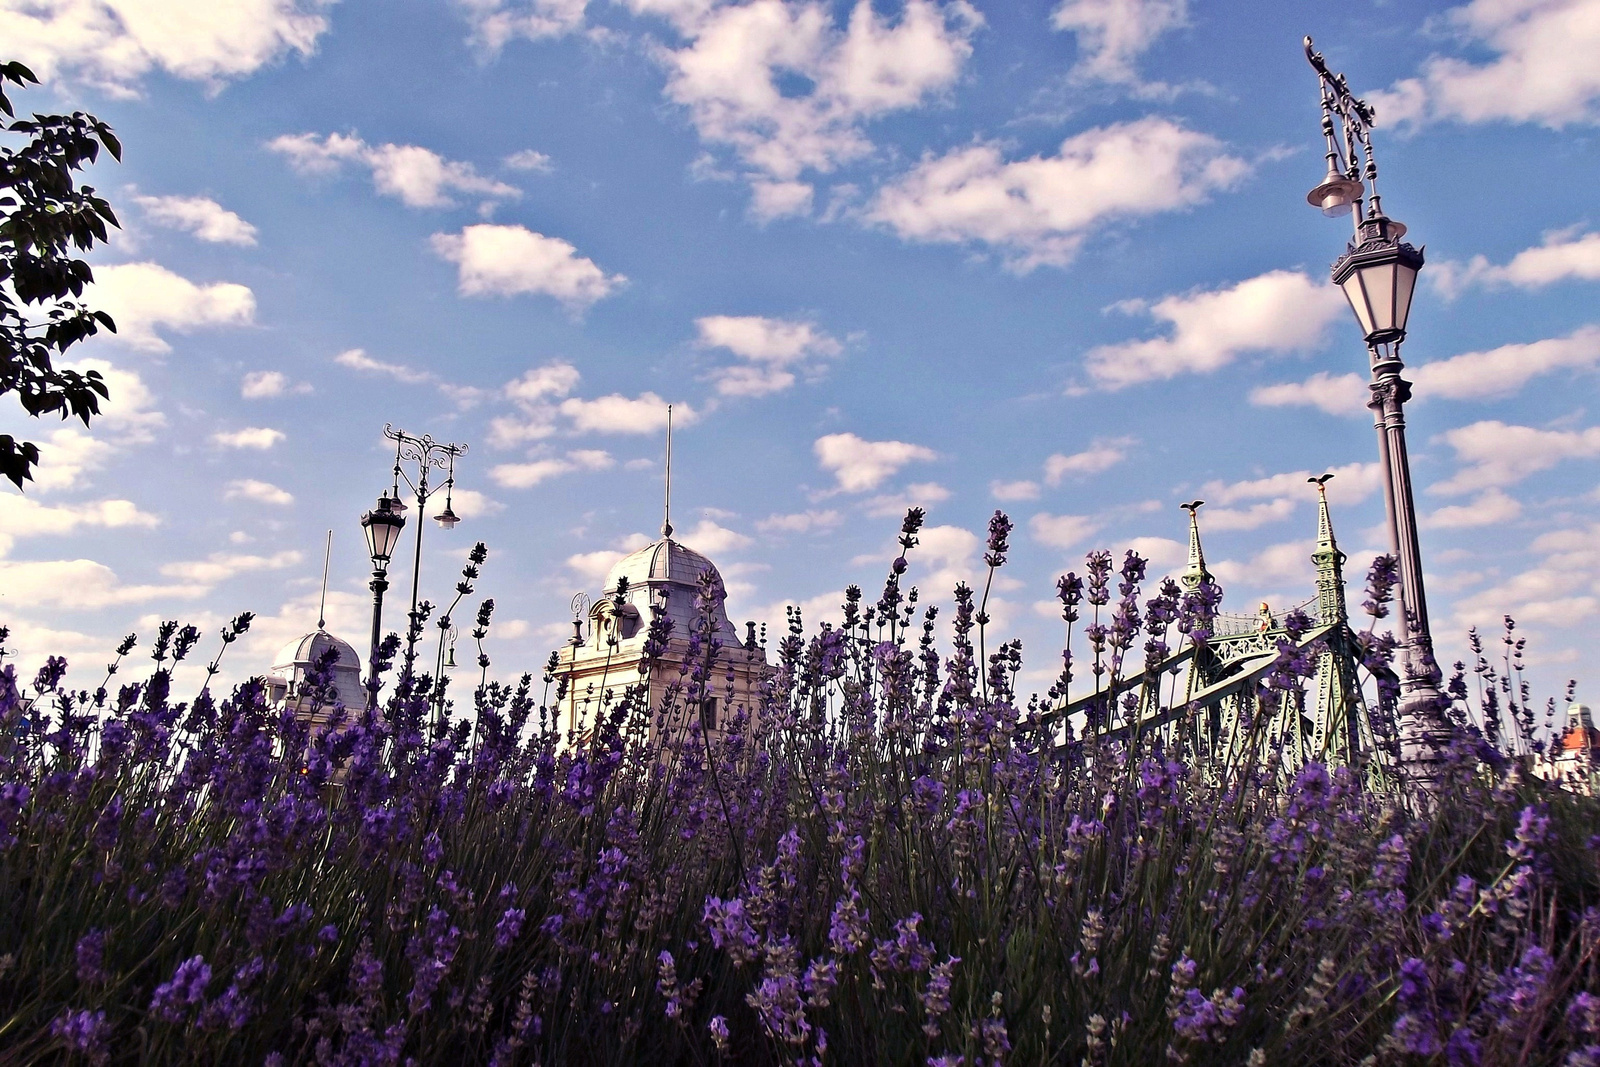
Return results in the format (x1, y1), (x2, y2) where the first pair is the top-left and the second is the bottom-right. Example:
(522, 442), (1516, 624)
(316, 529), (332, 631)
(1309, 474), (1348, 622)
(1179, 500), (1212, 592)
(662, 404), (674, 539)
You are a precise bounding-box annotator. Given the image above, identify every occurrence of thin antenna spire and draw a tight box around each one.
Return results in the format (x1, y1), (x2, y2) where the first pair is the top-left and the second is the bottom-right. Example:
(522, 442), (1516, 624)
(662, 404), (674, 539)
(317, 529), (333, 630)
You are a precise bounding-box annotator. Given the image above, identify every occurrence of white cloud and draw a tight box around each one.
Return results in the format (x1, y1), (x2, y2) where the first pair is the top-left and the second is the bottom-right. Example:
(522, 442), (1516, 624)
(1201, 498), (1296, 532)
(1250, 371), (1369, 417)
(333, 348), (432, 385)
(159, 549), (302, 584)
(20, 428), (117, 493)
(1029, 512), (1101, 550)
(990, 479), (1040, 501)
(19, 359), (166, 492)
(755, 509), (842, 534)
(269, 132), (520, 208)
(1123, 534), (1187, 570)
(1211, 539), (1315, 592)
(863, 481), (950, 518)
(0, 0), (333, 95)
(629, 0), (982, 217)
(1449, 522), (1600, 631)
(0, 558), (205, 610)
(329, 349), (486, 409)
(0, 496), (158, 557)
(431, 224), (625, 309)
(456, 0), (588, 51)
(135, 194), (258, 245)
(559, 394), (692, 434)
(74, 358), (166, 440)
(909, 522), (981, 593)
(224, 478), (294, 506)
(1201, 461), (1382, 507)
(506, 362), (582, 404)
(87, 262), (255, 353)
(1410, 325), (1600, 400)
(870, 117), (1247, 271)
(1365, 0), (1600, 129)
(212, 426), (284, 449)
(1044, 436), (1132, 484)
(564, 532), (651, 586)
(1425, 488), (1523, 529)
(1085, 270), (1345, 388)
(677, 518), (752, 555)
(1433, 229), (1600, 297)
(1250, 326), (1600, 413)
(1051, 0), (1186, 89)
(241, 370), (311, 398)
(489, 449), (614, 489)
(503, 148), (554, 172)
(748, 179), (816, 223)
(446, 488), (504, 519)
(487, 414), (557, 449)
(696, 314), (843, 396)
(1433, 420), (1600, 494)
(814, 432), (936, 492)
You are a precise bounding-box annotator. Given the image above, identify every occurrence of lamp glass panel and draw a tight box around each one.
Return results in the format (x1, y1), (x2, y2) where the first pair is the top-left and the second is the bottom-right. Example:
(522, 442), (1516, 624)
(376, 520), (403, 561)
(1392, 262), (1419, 335)
(1340, 273), (1376, 338)
(1362, 261), (1397, 336)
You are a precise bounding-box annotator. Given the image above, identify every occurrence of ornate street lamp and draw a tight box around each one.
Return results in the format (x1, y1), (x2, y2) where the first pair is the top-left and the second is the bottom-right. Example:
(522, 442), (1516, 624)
(382, 425), (468, 679)
(360, 491), (406, 707)
(1304, 36), (1448, 780)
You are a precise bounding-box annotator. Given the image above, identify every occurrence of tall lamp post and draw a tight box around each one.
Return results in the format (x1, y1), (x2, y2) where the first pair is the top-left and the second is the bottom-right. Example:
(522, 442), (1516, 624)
(1303, 37), (1448, 778)
(360, 492), (406, 709)
(382, 425), (468, 677)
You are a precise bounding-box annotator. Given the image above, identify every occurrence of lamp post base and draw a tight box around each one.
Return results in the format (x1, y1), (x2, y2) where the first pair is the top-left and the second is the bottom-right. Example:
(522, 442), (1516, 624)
(1394, 674), (1453, 800)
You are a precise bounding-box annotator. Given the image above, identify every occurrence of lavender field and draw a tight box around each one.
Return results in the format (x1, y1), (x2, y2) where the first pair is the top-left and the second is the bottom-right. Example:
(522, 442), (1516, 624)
(1, 513), (1596, 1067)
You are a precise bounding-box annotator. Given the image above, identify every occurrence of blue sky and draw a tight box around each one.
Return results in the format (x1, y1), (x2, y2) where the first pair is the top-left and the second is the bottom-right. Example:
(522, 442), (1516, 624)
(2, 0), (1598, 705)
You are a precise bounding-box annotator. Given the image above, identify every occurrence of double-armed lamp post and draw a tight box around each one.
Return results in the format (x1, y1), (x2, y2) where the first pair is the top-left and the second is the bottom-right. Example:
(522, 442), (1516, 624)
(358, 426), (467, 707)
(1303, 37), (1448, 775)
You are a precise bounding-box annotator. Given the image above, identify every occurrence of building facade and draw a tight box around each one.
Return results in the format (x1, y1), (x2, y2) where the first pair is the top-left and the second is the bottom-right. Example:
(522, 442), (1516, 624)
(554, 531), (772, 748)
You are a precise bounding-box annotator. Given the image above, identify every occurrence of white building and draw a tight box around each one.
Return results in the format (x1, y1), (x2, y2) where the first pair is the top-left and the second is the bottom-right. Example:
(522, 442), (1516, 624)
(264, 629), (366, 729)
(554, 529), (772, 748)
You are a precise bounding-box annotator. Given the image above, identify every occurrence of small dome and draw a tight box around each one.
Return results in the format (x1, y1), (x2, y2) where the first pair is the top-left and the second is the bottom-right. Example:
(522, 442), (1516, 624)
(271, 630), (362, 675)
(603, 537), (721, 594)
(268, 628), (365, 713)
(594, 536), (741, 647)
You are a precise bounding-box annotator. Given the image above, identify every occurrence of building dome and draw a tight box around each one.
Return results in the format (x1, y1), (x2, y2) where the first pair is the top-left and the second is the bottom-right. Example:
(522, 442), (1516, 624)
(603, 537), (722, 593)
(595, 535), (741, 648)
(272, 630), (362, 675)
(268, 628), (365, 712)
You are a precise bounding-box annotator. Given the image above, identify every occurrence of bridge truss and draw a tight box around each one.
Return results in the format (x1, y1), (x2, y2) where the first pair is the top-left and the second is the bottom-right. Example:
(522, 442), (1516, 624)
(1046, 482), (1398, 790)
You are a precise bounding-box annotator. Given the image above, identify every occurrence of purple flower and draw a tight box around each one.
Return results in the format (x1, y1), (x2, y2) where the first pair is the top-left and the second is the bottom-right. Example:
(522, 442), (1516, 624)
(150, 955), (212, 1022)
(869, 913), (933, 985)
(704, 896), (760, 967)
(984, 511), (1012, 568)
(495, 907), (526, 950)
(51, 1009), (110, 1064)
(75, 929), (106, 986)
(828, 890), (869, 957)
(921, 956), (959, 1037)
(708, 1014), (731, 1054)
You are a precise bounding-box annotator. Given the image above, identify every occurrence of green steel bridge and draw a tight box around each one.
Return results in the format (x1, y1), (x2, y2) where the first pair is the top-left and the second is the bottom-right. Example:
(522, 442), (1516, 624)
(1046, 480), (1397, 788)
